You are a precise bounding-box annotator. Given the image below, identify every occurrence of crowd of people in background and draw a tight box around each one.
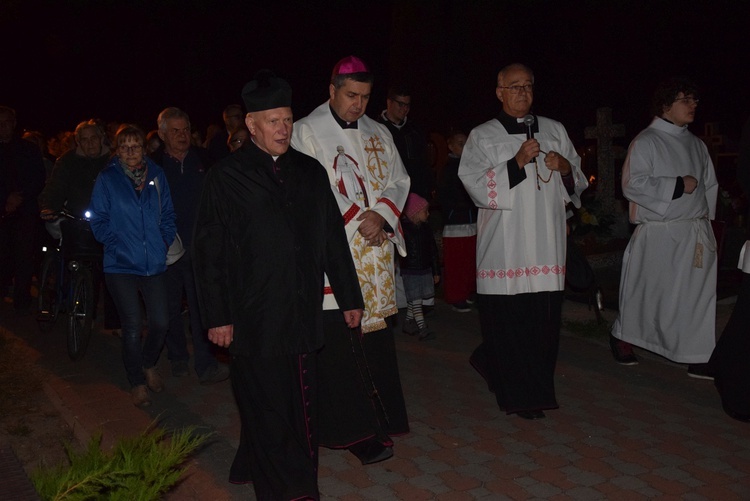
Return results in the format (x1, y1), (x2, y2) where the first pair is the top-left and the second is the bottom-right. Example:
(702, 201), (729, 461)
(2, 55), (748, 500)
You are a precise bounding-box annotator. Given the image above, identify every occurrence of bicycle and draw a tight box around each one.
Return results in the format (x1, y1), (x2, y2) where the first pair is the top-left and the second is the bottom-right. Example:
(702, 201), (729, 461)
(37, 209), (102, 360)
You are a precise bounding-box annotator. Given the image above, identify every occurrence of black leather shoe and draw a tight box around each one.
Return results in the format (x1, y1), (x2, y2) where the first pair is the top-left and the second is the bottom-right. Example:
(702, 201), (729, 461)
(723, 404), (750, 423)
(517, 410), (546, 420)
(348, 438), (394, 465)
(687, 364), (714, 380)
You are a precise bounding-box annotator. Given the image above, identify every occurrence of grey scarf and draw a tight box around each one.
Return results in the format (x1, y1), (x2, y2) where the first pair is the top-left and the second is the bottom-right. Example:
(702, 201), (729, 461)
(120, 158), (147, 189)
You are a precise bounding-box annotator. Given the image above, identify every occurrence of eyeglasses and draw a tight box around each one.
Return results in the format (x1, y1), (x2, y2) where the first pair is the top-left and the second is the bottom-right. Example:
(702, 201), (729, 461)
(674, 97), (699, 105)
(499, 84), (534, 94)
(119, 144), (143, 154)
(392, 99), (411, 108)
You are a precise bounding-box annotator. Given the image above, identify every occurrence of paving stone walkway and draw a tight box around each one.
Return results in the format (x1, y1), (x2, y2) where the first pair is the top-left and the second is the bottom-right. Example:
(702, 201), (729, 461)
(1, 296), (747, 500)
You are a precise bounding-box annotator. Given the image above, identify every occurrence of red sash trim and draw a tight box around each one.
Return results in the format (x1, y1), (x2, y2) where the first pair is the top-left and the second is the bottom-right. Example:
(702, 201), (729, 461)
(378, 197), (401, 218)
(342, 204), (360, 224)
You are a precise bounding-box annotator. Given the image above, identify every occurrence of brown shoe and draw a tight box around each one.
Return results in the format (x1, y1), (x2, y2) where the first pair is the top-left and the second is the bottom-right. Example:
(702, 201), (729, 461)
(143, 367), (164, 393)
(132, 385), (150, 407)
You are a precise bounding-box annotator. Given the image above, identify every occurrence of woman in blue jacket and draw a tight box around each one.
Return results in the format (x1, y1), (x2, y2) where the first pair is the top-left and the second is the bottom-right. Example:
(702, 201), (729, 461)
(89, 124), (176, 407)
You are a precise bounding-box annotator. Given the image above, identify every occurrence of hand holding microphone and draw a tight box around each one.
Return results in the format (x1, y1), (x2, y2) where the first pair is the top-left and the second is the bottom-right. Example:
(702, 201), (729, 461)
(514, 114), (540, 167)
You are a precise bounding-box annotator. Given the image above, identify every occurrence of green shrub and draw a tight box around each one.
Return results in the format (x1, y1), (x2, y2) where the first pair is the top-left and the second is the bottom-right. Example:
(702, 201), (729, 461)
(32, 424), (210, 501)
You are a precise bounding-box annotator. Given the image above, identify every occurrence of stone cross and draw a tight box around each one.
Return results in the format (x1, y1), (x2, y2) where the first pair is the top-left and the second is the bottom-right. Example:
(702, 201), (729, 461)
(585, 107), (625, 218)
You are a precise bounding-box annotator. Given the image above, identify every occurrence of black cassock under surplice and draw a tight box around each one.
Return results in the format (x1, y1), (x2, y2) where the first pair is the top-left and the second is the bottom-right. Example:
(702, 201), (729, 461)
(471, 291), (562, 414)
(316, 311), (407, 450)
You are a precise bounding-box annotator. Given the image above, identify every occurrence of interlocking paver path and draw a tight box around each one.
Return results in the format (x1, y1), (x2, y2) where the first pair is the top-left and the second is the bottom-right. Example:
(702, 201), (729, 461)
(2, 296), (747, 500)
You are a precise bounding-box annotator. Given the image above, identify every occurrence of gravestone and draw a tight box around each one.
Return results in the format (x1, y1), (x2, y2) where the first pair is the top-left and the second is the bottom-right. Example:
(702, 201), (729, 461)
(584, 107), (629, 238)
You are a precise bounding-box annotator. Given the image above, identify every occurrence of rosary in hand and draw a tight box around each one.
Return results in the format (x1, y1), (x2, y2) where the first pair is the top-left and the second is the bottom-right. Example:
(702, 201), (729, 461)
(534, 149), (553, 190)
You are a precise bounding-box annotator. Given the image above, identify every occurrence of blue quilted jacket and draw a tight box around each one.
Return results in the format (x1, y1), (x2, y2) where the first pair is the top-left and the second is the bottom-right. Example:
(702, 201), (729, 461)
(88, 156), (176, 276)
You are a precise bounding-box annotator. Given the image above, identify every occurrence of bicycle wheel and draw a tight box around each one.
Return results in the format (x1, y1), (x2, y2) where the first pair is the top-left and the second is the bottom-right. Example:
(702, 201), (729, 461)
(67, 267), (94, 360)
(37, 253), (61, 332)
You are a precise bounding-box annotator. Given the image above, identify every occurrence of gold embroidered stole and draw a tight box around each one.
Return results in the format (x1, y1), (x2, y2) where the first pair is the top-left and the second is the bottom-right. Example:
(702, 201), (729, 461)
(349, 131), (397, 333)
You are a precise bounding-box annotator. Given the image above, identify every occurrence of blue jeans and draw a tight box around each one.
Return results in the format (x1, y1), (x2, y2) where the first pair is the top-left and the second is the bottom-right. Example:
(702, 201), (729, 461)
(105, 273), (169, 387)
(164, 249), (216, 376)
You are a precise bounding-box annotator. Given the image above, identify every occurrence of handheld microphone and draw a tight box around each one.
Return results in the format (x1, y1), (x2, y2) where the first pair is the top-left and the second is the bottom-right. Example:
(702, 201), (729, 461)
(523, 114), (535, 140)
(523, 114), (536, 160)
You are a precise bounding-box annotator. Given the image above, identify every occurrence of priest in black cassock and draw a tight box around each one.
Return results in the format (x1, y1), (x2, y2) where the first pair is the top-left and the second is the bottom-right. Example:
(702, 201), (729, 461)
(192, 70), (364, 501)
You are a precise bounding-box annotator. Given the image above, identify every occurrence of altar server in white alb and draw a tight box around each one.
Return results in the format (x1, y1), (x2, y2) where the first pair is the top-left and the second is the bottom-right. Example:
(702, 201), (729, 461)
(292, 56), (411, 463)
(459, 63), (588, 420)
(610, 77), (718, 378)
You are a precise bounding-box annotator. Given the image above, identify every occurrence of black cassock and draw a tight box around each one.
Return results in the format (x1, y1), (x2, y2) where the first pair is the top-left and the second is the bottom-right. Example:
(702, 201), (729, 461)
(709, 273), (750, 421)
(472, 292), (562, 414)
(193, 141), (363, 500)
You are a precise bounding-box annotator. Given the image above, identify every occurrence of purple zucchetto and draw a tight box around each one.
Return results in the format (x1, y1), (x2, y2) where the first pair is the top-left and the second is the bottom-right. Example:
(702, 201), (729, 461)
(330, 56), (370, 81)
(241, 70), (292, 112)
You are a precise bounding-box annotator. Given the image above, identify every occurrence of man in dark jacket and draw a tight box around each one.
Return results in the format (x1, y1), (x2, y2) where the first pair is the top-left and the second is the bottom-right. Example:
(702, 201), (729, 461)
(193, 71), (364, 501)
(377, 84), (436, 314)
(39, 119), (120, 331)
(206, 104), (244, 163)
(39, 120), (111, 219)
(377, 84), (433, 200)
(151, 107), (229, 385)
(0, 105), (46, 315)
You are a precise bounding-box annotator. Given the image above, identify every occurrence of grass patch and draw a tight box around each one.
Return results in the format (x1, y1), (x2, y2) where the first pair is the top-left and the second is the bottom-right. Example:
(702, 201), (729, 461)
(563, 319), (611, 339)
(31, 423), (211, 501)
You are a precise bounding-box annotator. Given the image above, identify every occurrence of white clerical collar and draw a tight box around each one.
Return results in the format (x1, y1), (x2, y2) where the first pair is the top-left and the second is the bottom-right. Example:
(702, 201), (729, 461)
(381, 110), (406, 129)
(330, 104), (358, 129)
(250, 138), (282, 160)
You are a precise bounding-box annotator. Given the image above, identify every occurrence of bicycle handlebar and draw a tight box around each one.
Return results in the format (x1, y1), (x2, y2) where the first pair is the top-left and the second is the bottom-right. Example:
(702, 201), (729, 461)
(43, 208), (92, 222)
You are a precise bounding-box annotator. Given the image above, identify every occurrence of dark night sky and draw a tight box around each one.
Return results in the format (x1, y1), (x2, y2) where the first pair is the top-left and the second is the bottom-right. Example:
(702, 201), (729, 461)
(3, 0), (749, 148)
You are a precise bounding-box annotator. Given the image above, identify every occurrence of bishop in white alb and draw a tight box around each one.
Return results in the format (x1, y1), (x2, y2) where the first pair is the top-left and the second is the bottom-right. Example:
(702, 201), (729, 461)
(291, 63), (411, 441)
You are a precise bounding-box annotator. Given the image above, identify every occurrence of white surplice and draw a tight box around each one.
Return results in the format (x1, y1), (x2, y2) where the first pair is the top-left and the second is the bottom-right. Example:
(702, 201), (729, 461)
(458, 116), (587, 295)
(292, 102), (410, 333)
(612, 117), (718, 363)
